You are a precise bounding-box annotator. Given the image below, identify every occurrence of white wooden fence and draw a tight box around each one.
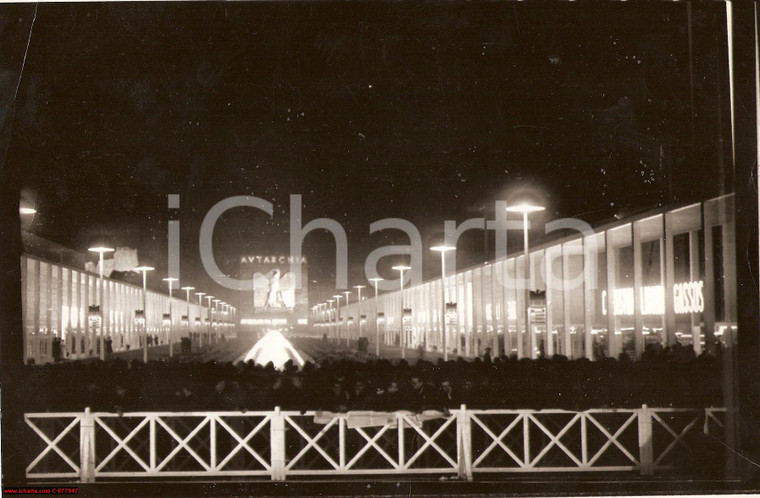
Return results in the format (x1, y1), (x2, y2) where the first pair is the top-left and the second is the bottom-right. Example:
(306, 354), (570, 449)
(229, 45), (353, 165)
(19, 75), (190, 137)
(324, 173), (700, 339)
(24, 406), (726, 482)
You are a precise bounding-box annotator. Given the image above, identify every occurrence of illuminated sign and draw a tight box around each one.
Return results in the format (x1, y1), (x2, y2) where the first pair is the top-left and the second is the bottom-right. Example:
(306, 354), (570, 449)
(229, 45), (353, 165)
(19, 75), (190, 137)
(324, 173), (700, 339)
(241, 318), (288, 325)
(88, 305), (102, 335)
(402, 308), (412, 332)
(673, 281), (704, 314)
(241, 254), (309, 321)
(445, 302), (457, 326)
(528, 306), (546, 324)
(602, 281), (703, 316)
(241, 255), (307, 265)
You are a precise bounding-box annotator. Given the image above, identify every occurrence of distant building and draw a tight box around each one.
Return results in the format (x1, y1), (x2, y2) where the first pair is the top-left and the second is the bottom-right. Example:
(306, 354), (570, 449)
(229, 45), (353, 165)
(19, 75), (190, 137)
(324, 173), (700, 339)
(330, 194), (735, 360)
(238, 253), (309, 329)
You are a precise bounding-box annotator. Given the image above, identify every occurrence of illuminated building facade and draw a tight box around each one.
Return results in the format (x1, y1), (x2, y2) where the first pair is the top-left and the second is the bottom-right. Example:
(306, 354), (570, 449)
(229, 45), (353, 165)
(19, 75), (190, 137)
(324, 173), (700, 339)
(331, 194), (736, 360)
(19, 252), (211, 364)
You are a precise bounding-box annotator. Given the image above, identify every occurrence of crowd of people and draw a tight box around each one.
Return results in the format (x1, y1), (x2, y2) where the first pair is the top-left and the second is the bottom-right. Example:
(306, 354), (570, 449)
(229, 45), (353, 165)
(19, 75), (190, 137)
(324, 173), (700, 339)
(20, 343), (723, 414)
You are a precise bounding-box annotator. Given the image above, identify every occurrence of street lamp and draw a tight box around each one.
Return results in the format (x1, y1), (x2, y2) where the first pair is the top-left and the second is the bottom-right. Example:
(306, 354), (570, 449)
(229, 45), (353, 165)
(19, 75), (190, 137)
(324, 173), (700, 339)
(318, 303), (326, 333)
(506, 203), (545, 358)
(19, 206), (37, 215)
(205, 295), (214, 348)
(343, 290), (351, 346)
(333, 295), (343, 343)
(431, 245), (455, 361)
(326, 299), (335, 340)
(181, 286), (194, 353)
(369, 278), (382, 356)
(195, 292), (205, 347)
(392, 265), (411, 360)
(162, 277), (178, 357)
(354, 285), (365, 348)
(88, 246), (114, 360)
(213, 299), (221, 341)
(134, 265), (154, 362)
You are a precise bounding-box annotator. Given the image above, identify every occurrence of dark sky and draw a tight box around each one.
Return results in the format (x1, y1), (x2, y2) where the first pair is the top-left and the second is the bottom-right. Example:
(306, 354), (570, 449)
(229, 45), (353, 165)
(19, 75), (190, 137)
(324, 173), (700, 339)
(4, 2), (731, 307)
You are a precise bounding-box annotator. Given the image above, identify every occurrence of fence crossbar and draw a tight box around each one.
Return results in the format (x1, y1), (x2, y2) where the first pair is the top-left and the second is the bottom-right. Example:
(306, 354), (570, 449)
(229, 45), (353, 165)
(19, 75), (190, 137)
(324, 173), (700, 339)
(94, 416), (151, 472)
(651, 411), (700, 466)
(585, 412), (639, 466)
(25, 415), (81, 475)
(345, 424), (398, 470)
(470, 413), (525, 468)
(154, 416), (211, 472)
(284, 416), (340, 470)
(705, 409), (725, 429)
(398, 414), (457, 469)
(214, 415), (271, 471)
(527, 413), (583, 467)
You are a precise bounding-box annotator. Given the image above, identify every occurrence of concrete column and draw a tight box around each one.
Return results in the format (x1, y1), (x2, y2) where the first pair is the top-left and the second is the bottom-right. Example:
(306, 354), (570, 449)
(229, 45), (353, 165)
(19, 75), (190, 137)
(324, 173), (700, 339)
(562, 244), (575, 359)
(689, 230), (702, 354)
(702, 205), (717, 354)
(605, 231), (618, 359)
(545, 254), (554, 358)
(31, 259), (40, 361)
(664, 216), (677, 346)
(56, 264), (63, 341)
(20, 256), (27, 363)
(583, 236), (599, 360)
(45, 262), (52, 360)
(632, 223), (645, 359)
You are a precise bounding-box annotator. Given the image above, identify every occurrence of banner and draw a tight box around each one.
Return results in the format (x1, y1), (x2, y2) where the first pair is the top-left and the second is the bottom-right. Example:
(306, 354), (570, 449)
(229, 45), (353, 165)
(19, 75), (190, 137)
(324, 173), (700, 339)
(402, 308), (412, 332)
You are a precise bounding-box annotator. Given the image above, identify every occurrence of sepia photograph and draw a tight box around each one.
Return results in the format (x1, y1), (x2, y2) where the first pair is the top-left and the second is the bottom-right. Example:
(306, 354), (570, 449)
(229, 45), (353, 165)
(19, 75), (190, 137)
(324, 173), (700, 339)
(0, 1), (758, 496)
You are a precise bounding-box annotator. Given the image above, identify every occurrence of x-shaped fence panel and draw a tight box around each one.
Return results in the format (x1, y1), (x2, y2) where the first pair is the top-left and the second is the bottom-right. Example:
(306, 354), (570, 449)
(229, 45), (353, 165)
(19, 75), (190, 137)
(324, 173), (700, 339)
(649, 408), (726, 471)
(25, 413), (82, 479)
(469, 409), (641, 473)
(23, 407), (727, 481)
(90, 411), (274, 478)
(282, 411), (459, 476)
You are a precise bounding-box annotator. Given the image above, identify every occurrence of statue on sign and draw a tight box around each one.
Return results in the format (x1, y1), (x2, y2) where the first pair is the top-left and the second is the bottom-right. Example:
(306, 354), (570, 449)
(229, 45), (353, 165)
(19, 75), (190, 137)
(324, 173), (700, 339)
(253, 269), (296, 311)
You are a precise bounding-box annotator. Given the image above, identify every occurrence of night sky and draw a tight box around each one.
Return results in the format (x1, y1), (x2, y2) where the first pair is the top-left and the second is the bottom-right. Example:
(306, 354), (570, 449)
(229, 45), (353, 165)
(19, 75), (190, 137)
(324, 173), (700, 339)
(4, 2), (731, 307)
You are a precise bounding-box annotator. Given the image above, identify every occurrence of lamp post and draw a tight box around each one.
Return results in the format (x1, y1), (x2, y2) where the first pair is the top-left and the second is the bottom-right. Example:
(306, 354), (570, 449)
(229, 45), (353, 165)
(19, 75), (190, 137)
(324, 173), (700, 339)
(319, 303), (326, 334)
(88, 246), (114, 360)
(343, 290), (351, 346)
(134, 266), (154, 362)
(181, 286), (194, 353)
(162, 277), (178, 357)
(369, 278), (382, 356)
(506, 203), (545, 359)
(205, 295), (214, 347)
(431, 245), (455, 361)
(392, 265), (411, 360)
(213, 299), (221, 342)
(195, 292), (205, 347)
(354, 285), (365, 348)
(327, 299), (335, 340)
(333, 295), (343, 344)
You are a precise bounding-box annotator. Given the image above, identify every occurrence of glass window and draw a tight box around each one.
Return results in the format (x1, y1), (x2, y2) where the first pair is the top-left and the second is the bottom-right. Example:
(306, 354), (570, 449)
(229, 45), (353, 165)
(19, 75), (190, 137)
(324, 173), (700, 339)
(505, 258), (518, 356)
(609, 224), (634, 359)
(585, 232), (607, 360)
(666, 203), (704, 352)
(563, 239), (585, 359)
(546, 244), (564, 357)
(493, 261), (505, 355)
(529, 250), (546, 358)
(636, 214), (666, 351)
